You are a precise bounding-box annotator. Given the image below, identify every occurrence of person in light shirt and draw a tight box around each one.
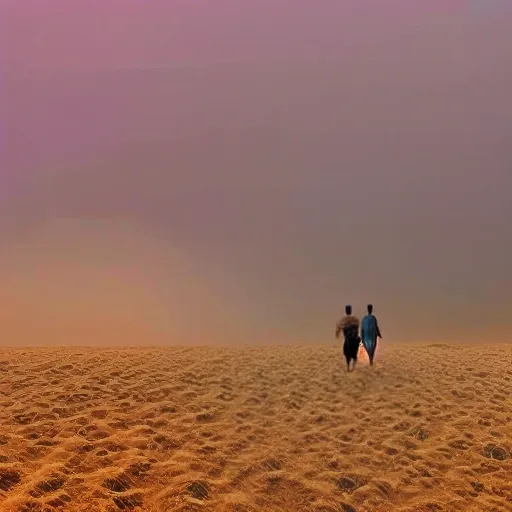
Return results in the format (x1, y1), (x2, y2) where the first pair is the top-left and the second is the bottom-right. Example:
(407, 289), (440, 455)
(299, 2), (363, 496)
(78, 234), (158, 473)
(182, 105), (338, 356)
(335, 305), (360, 372)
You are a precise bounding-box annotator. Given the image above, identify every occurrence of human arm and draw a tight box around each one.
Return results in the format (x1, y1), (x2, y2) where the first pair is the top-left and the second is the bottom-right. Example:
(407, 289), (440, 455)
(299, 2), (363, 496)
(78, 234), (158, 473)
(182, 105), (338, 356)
(376, 318), (382, 339)
(335, 317), (347, 338)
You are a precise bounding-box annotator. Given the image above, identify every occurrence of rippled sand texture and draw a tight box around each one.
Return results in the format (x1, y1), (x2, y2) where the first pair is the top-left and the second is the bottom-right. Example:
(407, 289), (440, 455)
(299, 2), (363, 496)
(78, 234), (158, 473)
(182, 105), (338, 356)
(0, 344), (512, 512)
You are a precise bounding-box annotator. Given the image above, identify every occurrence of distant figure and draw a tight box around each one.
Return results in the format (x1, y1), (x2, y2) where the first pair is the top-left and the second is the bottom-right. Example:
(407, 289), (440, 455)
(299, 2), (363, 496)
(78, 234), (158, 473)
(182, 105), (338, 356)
(361, 304), (382, 366)
(335, 305), (360, 372)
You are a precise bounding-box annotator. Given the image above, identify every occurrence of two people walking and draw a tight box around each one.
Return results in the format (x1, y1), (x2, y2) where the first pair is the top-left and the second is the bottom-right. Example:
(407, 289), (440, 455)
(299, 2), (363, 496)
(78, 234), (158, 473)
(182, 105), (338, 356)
(335, 304), (382, 372)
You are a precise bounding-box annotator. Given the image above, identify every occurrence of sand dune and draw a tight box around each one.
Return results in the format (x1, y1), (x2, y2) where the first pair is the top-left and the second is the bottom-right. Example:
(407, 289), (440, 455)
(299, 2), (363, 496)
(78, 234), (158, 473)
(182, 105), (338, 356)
(0, 344), (511, 511)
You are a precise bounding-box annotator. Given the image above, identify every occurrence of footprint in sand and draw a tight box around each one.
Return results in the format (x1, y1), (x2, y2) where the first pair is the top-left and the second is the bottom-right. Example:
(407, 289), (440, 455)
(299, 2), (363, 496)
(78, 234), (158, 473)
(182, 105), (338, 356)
(0, 469), (22, 491)
(29, 476), (66, 498)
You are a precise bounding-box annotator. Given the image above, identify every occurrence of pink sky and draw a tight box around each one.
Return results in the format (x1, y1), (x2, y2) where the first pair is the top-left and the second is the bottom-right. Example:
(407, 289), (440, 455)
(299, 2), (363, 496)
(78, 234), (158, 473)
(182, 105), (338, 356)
(1, 1), (511, 344)
(5, 1), (471, 70)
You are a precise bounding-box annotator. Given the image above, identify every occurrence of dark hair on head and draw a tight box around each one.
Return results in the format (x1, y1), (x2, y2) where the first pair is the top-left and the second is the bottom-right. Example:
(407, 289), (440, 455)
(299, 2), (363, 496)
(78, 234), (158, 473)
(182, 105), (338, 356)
(367, 304), (373, 313)
(345, 305), (352, 315)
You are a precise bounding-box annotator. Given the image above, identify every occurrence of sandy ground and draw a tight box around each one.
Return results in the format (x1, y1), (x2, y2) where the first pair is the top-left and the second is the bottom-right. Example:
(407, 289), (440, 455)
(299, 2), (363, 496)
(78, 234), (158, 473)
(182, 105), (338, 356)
(0, 344), (511, 512)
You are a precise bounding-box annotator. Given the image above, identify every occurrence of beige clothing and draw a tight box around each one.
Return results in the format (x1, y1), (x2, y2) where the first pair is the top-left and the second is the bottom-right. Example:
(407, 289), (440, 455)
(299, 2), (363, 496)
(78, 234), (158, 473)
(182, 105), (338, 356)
(336, 315), (359, 337)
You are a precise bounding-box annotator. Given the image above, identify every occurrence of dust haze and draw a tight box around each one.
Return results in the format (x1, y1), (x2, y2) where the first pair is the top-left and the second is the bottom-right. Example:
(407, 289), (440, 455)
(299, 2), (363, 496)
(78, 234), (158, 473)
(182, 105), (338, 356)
(0, 219), (246, 346)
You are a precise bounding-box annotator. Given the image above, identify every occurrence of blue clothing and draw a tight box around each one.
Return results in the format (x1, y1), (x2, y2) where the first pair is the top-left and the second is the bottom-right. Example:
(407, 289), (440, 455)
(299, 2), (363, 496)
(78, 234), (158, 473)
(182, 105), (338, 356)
(361, 314), (378, 342)
(361, 314), (380, 359)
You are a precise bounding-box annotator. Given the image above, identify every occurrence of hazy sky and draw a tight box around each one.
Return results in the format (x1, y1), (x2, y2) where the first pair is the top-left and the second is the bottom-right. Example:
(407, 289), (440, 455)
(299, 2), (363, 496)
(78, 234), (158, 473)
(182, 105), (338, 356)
(2, 1), (511, 345)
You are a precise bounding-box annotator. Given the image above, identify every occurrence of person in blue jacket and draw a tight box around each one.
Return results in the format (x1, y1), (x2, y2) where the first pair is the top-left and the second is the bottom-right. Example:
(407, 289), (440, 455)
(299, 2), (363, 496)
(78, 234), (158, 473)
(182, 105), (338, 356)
(360, 304), (382, 366)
